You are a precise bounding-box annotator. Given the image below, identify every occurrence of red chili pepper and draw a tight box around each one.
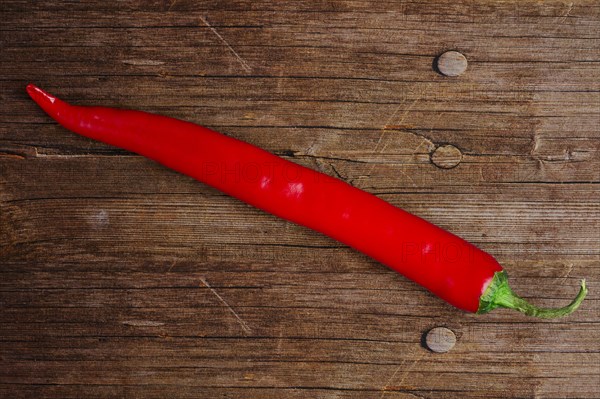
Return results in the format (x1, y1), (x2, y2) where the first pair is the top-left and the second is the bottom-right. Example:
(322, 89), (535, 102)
(26, 84), (587, 318)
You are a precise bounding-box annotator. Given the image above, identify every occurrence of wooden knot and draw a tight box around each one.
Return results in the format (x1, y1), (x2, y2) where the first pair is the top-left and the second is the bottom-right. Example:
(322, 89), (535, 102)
(436, 51), (468, 77)
(425, 327), (456, 353)
(430, 144), (462, 169)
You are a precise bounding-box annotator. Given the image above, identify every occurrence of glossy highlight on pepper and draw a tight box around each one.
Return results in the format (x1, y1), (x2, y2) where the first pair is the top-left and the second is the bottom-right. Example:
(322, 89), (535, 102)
(26, 84), (587, 318)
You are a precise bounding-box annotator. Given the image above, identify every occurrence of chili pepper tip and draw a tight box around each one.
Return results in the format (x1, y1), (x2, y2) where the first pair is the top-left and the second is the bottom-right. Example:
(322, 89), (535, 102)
(26, 83), (42, 99)
(26, 84), (55, 105)
(26, 84), (65, 117)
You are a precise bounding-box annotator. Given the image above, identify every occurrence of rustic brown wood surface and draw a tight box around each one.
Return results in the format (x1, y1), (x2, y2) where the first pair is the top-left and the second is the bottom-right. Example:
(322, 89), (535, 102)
(1, 1), (599, 398)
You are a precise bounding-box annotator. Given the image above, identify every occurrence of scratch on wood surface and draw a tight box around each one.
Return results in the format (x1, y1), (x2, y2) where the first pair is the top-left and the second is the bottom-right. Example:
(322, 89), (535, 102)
(200, 16), (252, 73)
(530, 131), (541, 158)
(557, 2), (574, 25)
(122, 59), (165, 66)
(364, 84), (432, 179)
(415, 109), (443, 155)
(529, 1), (574, 39)
(200, 277), (252, 334)
(380, 98), (429, 153)
(166, 260), (177, 272)
(410, 131), (436, 156)
(396, 166), (417, 187)
(379, 351), (425, 398)
(560, 263), (574, 284)
(376, 83), (432, 154)
(379, 362), (405, 398)
(373, 102), (406, 154)
(327, 161), (347, 182)
(167, 0), (178, 12)
(357, 83), (435, 186)
(305, 140), (318, 156)
(122, 320), (165, 327)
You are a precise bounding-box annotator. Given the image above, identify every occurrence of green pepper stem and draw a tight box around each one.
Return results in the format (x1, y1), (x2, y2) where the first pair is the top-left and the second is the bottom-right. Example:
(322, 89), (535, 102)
(477, 271), (587, 318)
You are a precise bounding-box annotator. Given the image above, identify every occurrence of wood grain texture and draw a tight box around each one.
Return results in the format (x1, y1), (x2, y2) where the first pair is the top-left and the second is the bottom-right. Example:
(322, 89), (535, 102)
(1, 1), (599, 398)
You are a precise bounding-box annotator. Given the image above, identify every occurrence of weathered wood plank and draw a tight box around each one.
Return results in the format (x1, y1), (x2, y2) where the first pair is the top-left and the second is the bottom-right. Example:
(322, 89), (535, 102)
(1, 0), (598, 398)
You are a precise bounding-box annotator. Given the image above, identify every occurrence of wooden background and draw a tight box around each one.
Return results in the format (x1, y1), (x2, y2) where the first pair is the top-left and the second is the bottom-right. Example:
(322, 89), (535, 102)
(1, 1), (599, 398)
